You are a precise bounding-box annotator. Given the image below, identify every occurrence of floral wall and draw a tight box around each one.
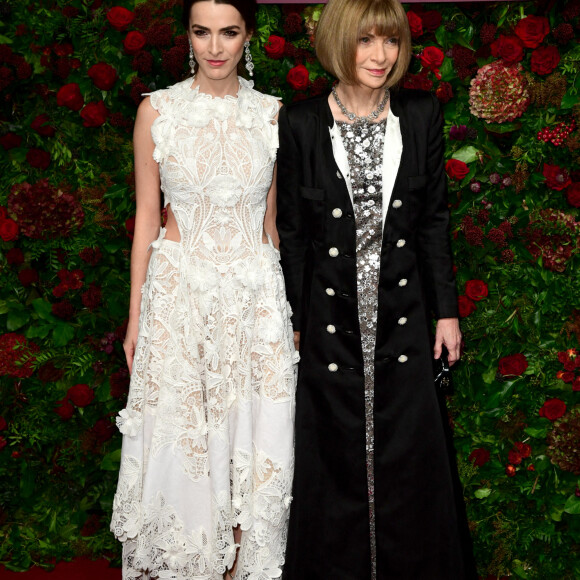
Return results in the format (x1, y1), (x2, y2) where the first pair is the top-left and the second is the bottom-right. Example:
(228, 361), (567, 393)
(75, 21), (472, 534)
(0, 0), (579, 577)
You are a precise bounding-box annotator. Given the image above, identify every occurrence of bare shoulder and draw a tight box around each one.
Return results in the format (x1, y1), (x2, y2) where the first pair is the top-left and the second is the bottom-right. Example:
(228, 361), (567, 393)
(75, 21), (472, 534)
(136, 96), (160, 125)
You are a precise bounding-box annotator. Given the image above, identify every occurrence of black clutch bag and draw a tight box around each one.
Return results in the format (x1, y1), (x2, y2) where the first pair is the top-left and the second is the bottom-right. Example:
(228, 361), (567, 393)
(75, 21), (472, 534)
(434, 349), (453, 395)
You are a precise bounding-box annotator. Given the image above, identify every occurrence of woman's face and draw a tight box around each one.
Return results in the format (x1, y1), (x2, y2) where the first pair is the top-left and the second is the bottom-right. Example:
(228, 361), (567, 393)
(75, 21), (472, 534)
(354, 30), (399, 90)
(188, 1), (251, 83)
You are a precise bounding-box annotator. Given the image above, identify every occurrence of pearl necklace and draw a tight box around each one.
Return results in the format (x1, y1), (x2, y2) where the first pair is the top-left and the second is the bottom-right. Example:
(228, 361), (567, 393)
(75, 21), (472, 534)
(332, 85), (390, 123)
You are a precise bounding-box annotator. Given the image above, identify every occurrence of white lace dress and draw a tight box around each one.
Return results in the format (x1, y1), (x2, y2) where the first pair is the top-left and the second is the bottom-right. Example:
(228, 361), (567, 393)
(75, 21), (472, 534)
(110, 77), (298, 580)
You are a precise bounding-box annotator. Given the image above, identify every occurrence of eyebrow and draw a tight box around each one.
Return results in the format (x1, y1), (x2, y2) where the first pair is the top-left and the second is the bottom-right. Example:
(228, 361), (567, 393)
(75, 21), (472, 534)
(191, 24), (241, 32)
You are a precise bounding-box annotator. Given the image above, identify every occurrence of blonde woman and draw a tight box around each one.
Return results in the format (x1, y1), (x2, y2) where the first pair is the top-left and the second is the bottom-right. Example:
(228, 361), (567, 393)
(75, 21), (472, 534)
(277, 0), (476, 577)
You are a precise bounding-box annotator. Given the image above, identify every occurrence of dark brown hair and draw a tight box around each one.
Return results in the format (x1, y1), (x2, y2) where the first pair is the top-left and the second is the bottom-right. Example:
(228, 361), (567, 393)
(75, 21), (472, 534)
(182, 0), (257, 34)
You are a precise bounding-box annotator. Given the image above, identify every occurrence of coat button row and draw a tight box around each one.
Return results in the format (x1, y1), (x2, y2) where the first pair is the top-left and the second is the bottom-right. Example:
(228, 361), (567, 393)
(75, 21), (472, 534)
(329, 247), (339, 257)
(328, 356), (408, 371)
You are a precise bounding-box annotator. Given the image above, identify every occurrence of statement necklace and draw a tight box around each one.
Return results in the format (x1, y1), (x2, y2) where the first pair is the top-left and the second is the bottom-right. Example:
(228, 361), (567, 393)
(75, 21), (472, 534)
(332, 85), (390, 123)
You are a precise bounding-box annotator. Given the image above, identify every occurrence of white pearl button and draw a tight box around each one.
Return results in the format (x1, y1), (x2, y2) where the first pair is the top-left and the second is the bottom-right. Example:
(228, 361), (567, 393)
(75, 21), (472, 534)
(328, 363), (338, 372)
(398, 279), (408, 287)
(396, 239), (406, 248)
(326, 325), (336, 334)
(398, 355), (408, 363)
(326, 288), (335, 296)
(398, 317), (407, 325)
(329, 247), (339, 257)
(392, 199), (402, 208)
(332, 208), (343, 218)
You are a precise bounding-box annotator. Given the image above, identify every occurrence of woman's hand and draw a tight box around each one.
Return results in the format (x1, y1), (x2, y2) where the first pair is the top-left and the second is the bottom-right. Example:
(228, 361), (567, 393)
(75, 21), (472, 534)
(434, 318), (461, 366)
(123, 317), (139, 374)
(293, 331), (300, 352)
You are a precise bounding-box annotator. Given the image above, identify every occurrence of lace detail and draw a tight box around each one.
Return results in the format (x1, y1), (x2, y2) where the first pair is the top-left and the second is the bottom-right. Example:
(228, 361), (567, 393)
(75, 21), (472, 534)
(111, 78), (296, 579)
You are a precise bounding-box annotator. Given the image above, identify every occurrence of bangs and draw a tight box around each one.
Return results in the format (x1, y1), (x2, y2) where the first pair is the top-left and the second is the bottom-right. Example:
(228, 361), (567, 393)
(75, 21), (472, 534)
(359, 2), (400, 38)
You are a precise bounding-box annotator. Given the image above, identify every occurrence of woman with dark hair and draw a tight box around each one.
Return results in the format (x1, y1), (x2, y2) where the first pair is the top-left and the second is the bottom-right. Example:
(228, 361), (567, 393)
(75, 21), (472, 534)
(110, 1), (297, 578)
(277, 0), (476, 578)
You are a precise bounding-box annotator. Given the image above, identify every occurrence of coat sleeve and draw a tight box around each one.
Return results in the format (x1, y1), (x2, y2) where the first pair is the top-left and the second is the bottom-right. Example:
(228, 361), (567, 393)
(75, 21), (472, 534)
(276, 105), (307, 331)
(417, 95), (459, 320)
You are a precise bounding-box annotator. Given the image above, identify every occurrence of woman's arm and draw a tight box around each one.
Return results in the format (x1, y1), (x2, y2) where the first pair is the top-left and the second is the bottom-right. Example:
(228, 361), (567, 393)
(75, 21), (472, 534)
(124, 97), (162, 373)
(263, 163), (280, 249)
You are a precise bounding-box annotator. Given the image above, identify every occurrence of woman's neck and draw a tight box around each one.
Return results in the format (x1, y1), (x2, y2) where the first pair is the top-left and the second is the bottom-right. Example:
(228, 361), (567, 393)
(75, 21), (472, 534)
(191, 72), (240, 98)
(332, 82), (388, 120)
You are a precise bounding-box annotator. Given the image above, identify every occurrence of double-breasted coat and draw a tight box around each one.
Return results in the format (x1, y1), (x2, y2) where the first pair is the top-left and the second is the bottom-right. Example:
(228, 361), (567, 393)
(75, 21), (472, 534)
(276, 90), (477, 580)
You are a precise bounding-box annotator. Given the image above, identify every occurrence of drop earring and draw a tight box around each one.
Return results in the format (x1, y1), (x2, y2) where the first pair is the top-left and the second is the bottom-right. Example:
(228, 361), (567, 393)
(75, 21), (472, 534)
(188, 40), (196, 75)
(244, 40), (254, 77)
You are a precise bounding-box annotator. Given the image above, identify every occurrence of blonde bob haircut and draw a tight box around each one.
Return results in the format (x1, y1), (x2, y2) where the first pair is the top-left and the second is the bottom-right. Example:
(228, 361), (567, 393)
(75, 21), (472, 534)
(315, 0), (411, 88)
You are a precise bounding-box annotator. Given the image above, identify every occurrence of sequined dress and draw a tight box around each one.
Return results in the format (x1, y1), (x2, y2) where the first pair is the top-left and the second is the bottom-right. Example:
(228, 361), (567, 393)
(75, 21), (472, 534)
(110, 77), (298, 580)
(336, 119), (386, 580)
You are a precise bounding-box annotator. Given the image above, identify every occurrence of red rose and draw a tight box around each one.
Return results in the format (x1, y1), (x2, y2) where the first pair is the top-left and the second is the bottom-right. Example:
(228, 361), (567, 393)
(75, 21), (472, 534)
(435, 81), (453, 104)
(490, 35), (524, 64)
(125, 215), (136, 240)
(67, 383), (95, 407)
(508, 449), (522, 465)
(465, 280), (488, 301)
(26, 148), (51, 170)
(514, 442), (531, 458)
(106, 6), (135, 31)
(265, 35), (285, 60)
(88, 62), (117, 91)
(531, 46), (560, 75)
(566, 183), (580, 207)
(0, 218), (19, 241)
(556, 370), (575, 384)
(18, 268), (39, 287)
(468, 448), (490, 467)
(0, 416), (6, 431)
(55, 398), (74, 420)
(419, 46), (444, 70)
(92, 418), (116, 443)
(573, 377), (580, 391)
(286, 64), (310, 91)
(80, 101), (108, 128)
(123, 31), (146, 54)
(407, 11), (423, 39)
(0, 132), (22, 149)
(539, 398), (566, 421)
(53, 42), (74, 57)
(543, 163), (571, 190)
(30, 113), (56, 137)
(6, 248), (24, 265)
(514, 15), (550, 49)
(457, 295), (476, 318)
(421, 10), (442, 33)
(445, 159), (470, 181)
(505, 464), (516, 477)
(498, 353), (528, 377)
(56, 82), (84, 111)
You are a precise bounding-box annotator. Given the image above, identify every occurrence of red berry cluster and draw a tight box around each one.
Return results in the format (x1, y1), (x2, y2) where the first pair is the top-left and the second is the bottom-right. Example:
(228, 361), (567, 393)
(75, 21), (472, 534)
(537, 119), (576, 146)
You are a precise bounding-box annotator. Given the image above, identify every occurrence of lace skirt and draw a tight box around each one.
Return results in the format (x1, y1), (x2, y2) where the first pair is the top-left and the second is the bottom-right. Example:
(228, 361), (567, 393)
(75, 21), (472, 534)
(111, 238), (297, 580)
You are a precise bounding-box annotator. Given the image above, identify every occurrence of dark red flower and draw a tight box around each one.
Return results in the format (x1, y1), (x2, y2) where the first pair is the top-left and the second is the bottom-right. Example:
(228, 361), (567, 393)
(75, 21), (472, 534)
(80, 514), (102, 537)
(566, 183), (580, 207)
(52, 300), (75, 320)
(92, 418), (116, 443)
(62, 6), (79, 18)
(468, 448), (490, 467)
(81, 284), (102, 310)
(407, 11), (423, 38)
(283, 11), (303, 35)
(79, 247), (102, 265)
(123, 30), (146, 54)
(18, 268), (38, 287)
(55, 398), (74, 420)
(505, 464), (516, 477)
(457, 295), (476, 318)
(38, 361), (65, 382)
(0, 218), (19, 242)
(106, 6), (135, 31)
(421, 10), (442, 32)
(539, 398), (566, 421)
(445, 159), (470, 181)
(265, 35), (285, 60)
(480, 23), (497, 45)
(286, 64), (310, 91)
(0, 133), (22, 149)
(508, 449), (523, 465)
(514, 442), (532, 458)
(531, 46), (561, 75)
(556, 370), (575, 384)
(573, 377), (580, 391)
(490, 35), (524, 64)
(0, 333), (38, 378)
(6, 248), (24, 265)
(419, 46), (444, 76)
(498, 353), (528, 377)
(435, 81), (453, 104)
(53, 42), (74, 57)
(465, 280), (488, 301)
(30, 114), (55, 137)
(0, 416), (6, 431)
(80, 101), (108, 128)
(403, 72), (433, 91)
(145, 23), (173, 48)
(514, 15), (550, 48)
(67, 384), (94, 407)
(125, 215), (136, 240)
(87, 62), (117, 91)
(543, 164), (571, 190)
(110, 369), (130, 399)
(26, 148), (51, 170)
(56, 82), (84, 111)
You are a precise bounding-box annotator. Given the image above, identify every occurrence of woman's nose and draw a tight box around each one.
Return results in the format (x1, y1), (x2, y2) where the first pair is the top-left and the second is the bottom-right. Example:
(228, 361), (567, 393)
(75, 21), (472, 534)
(209, 35), (222, 55)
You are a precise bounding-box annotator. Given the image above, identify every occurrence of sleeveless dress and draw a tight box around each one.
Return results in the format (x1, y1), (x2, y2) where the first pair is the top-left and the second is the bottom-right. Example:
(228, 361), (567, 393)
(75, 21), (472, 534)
(110, 77), (298, 580)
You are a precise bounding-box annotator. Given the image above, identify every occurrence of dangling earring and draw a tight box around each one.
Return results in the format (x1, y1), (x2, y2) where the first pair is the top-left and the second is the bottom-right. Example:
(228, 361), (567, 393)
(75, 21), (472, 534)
(244, 40), (254, 77)
(188, 40), (196, 75)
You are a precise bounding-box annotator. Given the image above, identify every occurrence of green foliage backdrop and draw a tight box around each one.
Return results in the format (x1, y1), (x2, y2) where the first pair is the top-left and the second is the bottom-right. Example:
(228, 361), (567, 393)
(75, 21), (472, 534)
(0, 1), (579, 577)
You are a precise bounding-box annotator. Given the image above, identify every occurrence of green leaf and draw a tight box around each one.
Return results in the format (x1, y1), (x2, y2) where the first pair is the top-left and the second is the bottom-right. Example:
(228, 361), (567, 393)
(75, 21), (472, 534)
(32, 298), (57, 322)
(564, 495), (580, 515)
(561, 93), (578, 109)
(524, 427), (548, 439)
(7, 308), (30, 331)
(52, 323), (75, 347)
(452, 146), (480, 164)
(482, 367), (496, 385)
(474, 488), (492, 499)
(100, 448), (122, 471)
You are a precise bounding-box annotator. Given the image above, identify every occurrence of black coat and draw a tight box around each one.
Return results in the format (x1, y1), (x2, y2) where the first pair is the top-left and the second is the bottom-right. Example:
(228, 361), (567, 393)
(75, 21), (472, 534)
(276, 90), (477, 580)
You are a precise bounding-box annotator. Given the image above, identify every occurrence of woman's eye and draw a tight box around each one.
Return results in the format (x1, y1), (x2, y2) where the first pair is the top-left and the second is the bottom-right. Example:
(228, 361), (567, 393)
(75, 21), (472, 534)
(224, 30), (239, 38)
(387, 37), (399, 45)
(193, 29), (207, 37)
(359, 36), (371, 44)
